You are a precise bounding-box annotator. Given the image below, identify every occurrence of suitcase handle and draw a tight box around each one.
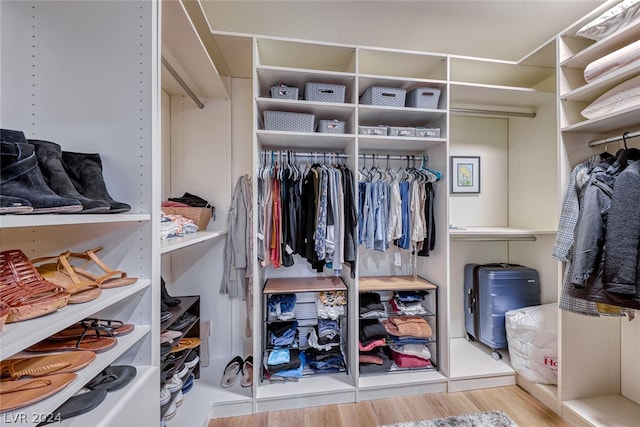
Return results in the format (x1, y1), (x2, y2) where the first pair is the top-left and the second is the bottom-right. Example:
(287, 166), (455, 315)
(467, 288), (475, 314)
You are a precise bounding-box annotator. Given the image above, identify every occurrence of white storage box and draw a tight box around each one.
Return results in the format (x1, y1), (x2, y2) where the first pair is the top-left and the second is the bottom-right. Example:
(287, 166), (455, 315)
(388, 126), (416, 137)
(264, 111), (315, 132)
(415, 126), (441, 137)
(305, 82), (346, 103)
(406, 87), (441, 109)
(360, 86), (406, 107)
(317, 119), (346, 134)
(270, 85), (299, 100)
(359, 125), (388, 136)
(505, 303), (558, 385)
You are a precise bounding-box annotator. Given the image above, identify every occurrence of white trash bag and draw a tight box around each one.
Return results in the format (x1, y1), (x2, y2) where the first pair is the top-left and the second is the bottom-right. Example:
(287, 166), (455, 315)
(505, 303), (558, 385)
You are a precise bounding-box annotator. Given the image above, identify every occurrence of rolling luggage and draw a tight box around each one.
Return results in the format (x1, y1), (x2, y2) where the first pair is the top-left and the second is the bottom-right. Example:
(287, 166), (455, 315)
(464, 263), (541, 359)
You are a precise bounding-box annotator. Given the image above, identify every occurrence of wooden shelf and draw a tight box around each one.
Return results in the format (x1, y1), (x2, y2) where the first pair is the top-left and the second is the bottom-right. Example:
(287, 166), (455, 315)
(263, 276), (347, 294)
(359, 275), (437, 292)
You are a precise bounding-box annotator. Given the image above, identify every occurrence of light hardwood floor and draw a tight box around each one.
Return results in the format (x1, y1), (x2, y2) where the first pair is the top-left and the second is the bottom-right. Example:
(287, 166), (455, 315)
(207, 385), (569, 427)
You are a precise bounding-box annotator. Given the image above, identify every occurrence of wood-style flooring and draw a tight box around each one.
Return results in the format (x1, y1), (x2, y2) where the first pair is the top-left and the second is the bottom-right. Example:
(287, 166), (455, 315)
(207, 385), (569, 427)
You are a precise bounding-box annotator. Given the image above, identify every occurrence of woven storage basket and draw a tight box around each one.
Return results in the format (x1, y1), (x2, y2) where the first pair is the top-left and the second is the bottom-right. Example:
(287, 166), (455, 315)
(318, 119), (346, 134)
(270, 85), (299, 100)
(360, 86), (406, 107)
(388, 126), (416, 137)
(304, 82), (346, 103)
(162, 207), (212, 231)
(0, 249), (70, 323)
(359, 125), (388, 136)
(406, 87), (442, 109)
(264, 111), (315, 132)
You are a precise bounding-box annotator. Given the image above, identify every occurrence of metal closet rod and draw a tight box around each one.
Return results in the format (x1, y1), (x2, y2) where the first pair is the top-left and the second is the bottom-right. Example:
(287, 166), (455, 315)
(161, 55), (204, 109)
(282, 152), (425, 161)
(450, 107), (536, 118)
(588, 130), (640, 147)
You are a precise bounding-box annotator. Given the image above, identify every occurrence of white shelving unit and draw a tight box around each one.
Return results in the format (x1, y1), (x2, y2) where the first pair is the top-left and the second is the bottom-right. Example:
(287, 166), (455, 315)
(0, 1), (159, 426)
(555, 2), (640, 425)
(5, 2), (635, 425)
(159, 1), (234, 424)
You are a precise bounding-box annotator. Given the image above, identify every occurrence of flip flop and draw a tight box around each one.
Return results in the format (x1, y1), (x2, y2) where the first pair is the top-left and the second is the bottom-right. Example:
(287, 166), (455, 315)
(170, 337), (201, 353)
(68, 247), (137, 289)
(0, 373), (76, 413)
(32, 252), (102, 304)
(48, 319), (134, 340)
(38, 388), (107, 425)
(167, 312), (197, 331)
(1, 351), (96, 381)
(220, 355), (243, 388)
(25, 336), (117, 354)
(85, 365), (137, 392)
(240, 356), (253, 388)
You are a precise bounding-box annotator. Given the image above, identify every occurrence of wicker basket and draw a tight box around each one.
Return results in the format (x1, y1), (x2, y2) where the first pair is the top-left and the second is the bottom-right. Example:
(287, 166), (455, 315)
(162, 207), (212, 231)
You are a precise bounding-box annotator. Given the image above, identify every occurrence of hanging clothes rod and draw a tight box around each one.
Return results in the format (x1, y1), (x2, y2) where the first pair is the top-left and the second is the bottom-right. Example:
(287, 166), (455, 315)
(450, 107), (536, 118)
(274, 152), (427, 161)
(161, 55), (204, 109)
(588, 130), (640, 147)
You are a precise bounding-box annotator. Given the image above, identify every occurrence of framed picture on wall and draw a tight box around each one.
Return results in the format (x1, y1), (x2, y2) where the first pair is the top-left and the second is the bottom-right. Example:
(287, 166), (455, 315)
(450, 156), (480, 194)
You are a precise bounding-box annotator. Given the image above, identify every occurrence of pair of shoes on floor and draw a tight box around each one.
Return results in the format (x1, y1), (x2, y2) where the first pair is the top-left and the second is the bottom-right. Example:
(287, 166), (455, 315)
(220, 355), (253, 388)
(0, 128), (130, 214)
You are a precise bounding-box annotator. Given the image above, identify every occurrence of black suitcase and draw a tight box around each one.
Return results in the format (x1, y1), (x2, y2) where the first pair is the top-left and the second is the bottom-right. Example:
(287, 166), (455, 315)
(464, 263), (541, 359)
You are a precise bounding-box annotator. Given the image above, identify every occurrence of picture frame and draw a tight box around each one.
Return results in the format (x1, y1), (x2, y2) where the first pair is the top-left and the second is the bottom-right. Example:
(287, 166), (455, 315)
(450, 156), (480, 194)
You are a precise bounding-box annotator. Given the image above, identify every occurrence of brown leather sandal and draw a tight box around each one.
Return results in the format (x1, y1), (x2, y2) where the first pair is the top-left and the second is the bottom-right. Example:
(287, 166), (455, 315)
(1, 351), (96, 381)
(0, 373), (76, 413)
(0, 249), (70, 323)
(25, 334), (117, 354)
(68, 247), (137, 289)
(48, 318), (134, 340)
(32, 252), (102, 304)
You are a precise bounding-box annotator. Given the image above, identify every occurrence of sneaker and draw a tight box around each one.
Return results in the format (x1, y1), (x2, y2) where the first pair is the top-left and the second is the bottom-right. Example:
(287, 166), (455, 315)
(166, 374), (183, 393)
(160, 385), (171, 406)
(174, 390), (183, 407)
(163, 401), (177, 420)
(184, 352), (199, 369)
(175, 363), (189, 379)
(182, 374), (195, 394)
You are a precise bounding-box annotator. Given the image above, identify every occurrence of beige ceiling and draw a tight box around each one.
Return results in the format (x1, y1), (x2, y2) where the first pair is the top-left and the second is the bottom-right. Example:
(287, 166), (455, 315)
(199, 0), (606, 64)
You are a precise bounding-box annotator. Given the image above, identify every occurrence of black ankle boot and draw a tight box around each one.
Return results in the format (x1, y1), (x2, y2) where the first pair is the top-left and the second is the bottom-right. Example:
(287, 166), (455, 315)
(1, 134), (83, 214)
(61, 151), (131, 214)
(28, 140), (111, 214)
(161, 277), (181, 307)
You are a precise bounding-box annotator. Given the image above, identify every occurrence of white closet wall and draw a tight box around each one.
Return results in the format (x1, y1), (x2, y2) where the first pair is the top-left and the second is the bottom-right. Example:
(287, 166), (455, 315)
(0, 1), (159, 425)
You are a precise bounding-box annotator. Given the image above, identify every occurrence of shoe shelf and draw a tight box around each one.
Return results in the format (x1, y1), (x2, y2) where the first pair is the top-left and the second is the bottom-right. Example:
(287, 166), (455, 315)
(160, 230), (227, 254)
(61, 365), (155, 427)
(4, 325), (151, 427)
(0, 213), (151, 229)
(0, 279), (151, 358)
(160, 296), (201, 422)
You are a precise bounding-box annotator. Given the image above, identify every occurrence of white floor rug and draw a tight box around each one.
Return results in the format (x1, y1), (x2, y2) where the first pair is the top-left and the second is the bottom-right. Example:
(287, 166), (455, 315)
(381, 410), (518, 427)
